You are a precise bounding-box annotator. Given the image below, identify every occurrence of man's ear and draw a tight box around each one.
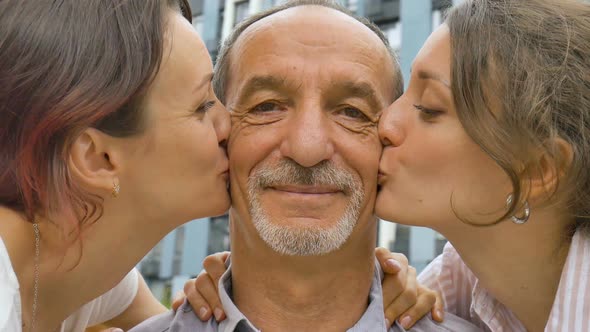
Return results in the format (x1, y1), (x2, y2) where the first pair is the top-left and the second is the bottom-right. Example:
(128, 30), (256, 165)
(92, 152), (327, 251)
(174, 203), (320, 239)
(526, 137), (574, 203)
(68, 128), (125, 196)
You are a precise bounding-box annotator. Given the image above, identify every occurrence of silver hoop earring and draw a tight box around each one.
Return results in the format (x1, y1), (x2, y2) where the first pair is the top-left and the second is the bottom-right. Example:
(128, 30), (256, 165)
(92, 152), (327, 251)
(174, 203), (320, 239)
(506, 194), (530, 224)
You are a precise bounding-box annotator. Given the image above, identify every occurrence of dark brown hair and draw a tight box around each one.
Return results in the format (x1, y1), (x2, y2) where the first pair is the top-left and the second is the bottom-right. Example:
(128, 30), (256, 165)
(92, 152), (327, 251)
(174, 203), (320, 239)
(0, 0), (191, 235)
(446, 0), (590, 229)
(212, 0), (404, 104)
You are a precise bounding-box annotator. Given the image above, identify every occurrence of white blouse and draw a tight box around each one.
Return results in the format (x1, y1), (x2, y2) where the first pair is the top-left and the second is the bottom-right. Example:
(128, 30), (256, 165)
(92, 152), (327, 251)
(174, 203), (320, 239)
(0, 236), (139, 332)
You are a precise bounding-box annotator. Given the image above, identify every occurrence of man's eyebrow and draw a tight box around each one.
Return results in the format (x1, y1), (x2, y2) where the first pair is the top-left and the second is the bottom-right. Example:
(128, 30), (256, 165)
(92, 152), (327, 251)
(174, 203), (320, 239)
(414, 69), (451, 88)
(332, 81), (381, 112)
(238, 75), (287, 101)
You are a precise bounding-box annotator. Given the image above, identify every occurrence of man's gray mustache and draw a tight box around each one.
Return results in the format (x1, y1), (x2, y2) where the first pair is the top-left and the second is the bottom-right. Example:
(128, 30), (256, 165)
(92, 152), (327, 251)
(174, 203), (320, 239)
(250, 160), (357, 194)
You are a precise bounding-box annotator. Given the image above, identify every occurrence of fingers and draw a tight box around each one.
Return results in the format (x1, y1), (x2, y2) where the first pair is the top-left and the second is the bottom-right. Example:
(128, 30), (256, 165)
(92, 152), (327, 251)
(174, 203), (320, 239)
(378, 249), (410, 308)
(383, 266), (418, 328)
(202, 251), (231, 292)
(431, 290), (445, 322)
(375, 247), (408, 275)
(395, 281), (439, 329)
(182, 251), (230, 322)
(181, 277), (208, 318)
(171, 289), (186, 311)
(184, 270), (226, 322)
(381, 266), (406, 313)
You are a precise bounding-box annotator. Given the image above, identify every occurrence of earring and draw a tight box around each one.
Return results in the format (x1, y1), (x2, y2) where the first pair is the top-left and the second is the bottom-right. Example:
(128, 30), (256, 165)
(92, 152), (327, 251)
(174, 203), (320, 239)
(506, 194), (530, 224)
(111, 180), (120, 198)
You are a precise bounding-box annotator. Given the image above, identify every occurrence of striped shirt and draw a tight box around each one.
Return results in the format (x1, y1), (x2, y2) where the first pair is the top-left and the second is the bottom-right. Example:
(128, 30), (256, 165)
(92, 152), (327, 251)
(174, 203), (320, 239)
(418, 229), (590, 332)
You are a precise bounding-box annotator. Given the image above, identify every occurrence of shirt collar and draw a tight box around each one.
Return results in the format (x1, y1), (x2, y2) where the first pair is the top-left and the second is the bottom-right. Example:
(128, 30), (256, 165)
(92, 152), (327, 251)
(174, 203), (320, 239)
(217, 258), (258, 332)
(216, 258), (387, 331)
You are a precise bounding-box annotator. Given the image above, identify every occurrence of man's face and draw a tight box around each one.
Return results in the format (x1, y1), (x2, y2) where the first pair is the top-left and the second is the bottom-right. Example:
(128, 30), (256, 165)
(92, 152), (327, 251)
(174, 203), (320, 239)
(226, 6), (397, 256)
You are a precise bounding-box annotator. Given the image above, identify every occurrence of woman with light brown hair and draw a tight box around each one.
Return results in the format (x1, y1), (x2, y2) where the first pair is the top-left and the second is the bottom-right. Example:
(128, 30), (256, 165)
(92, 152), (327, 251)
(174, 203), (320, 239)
(0, 0), (231, 331)
(377, 0), (590, 330)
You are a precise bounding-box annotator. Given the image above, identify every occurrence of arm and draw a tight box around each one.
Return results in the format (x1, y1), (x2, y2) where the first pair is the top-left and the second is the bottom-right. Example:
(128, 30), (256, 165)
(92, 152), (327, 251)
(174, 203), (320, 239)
(101, 273), (167, 330)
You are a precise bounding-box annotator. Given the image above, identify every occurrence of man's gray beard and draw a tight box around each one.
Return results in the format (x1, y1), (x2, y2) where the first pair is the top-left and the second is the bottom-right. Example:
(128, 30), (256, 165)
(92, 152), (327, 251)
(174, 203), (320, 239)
(247, 159), (364, 256)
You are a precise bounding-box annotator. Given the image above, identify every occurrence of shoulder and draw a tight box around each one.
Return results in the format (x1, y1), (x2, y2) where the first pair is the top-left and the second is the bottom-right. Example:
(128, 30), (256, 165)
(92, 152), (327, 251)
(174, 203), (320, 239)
(437, 241), (464, 272)
(63, 269), (141, 330)
(392, 313), (483, 332)
(418, 241), (479, 318)
(0, 234), (18, 290)
(92, 268), (140, 308)
(129, 301), (218, 332)
(0, 235), (22, 332)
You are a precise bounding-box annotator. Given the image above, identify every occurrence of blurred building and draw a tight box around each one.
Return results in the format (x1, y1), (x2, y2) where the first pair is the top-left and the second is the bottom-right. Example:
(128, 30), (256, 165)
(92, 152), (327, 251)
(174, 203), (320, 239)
(140, 0), (460, 302)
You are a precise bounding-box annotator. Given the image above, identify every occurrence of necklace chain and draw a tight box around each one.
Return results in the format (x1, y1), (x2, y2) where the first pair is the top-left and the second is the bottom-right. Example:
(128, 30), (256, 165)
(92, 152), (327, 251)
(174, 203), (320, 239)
(31, 222), (40, 332)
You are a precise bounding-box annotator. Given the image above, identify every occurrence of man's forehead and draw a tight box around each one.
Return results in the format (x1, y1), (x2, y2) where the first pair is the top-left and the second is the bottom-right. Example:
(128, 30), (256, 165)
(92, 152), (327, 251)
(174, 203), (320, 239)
(244, 5), (360, 32)
(224, 5), (397, 104)
(232, 5), (387, 59)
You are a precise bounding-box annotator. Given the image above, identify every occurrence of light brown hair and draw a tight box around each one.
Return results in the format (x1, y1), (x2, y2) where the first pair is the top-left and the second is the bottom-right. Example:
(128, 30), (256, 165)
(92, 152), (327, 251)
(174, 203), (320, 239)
(446, 0), (590, 229)
(0, 0), (191, 236)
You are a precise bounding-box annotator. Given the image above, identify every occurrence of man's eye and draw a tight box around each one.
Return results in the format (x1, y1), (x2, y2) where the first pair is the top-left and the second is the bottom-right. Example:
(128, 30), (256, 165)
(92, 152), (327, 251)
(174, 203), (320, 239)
(251, 102), (283, 113)
(338, 107), (369, 121)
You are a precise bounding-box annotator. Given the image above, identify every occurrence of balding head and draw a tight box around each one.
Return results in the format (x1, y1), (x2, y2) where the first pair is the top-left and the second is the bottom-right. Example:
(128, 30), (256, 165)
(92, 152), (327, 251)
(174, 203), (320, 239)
(212, 0), (403, 104)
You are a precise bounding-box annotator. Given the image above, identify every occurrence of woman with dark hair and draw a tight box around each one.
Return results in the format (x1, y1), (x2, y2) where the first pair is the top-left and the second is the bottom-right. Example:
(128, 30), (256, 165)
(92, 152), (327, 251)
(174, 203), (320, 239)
(0, 0), (230, 331)
(196, 0), (590, 330)
(377, 0), (590, 330)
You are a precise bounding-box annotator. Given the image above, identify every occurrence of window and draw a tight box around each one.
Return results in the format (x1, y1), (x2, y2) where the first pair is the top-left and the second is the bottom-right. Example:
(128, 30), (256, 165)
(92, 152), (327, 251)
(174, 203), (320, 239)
(234, 0), (250, 25)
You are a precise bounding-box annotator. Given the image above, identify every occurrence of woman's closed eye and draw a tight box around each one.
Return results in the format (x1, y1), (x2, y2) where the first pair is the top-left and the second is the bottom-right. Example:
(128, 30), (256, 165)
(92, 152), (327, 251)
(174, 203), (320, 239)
(413, 104), (443, 121)
(196, 100), (216, 113)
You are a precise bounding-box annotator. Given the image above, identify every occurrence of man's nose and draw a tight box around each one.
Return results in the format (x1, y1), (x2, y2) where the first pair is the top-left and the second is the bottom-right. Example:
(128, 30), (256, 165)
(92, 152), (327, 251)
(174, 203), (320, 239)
(280, 106), (335, 168)
(379, 102), (405, 148)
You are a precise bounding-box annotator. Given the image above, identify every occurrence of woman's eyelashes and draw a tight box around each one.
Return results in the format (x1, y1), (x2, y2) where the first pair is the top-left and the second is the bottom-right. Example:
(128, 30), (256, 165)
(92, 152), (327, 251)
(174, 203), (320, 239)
(195, 100), (216, 114)
(413, 104), (443, 121)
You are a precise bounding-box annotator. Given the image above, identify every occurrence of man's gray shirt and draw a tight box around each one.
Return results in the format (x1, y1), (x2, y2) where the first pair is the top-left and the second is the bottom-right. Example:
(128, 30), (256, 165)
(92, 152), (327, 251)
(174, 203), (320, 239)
(130, 260), (481, 332)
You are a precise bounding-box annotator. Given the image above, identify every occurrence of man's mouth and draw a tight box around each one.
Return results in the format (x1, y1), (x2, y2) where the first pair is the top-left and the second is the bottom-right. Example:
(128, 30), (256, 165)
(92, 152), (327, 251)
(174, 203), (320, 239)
(269, 184), (342, 195)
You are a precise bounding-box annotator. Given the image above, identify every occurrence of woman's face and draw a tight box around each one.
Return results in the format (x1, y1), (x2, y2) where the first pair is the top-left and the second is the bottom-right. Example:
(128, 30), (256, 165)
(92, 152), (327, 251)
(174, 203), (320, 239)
(376, 25), (512, 230)
(121, 11), (230, 224)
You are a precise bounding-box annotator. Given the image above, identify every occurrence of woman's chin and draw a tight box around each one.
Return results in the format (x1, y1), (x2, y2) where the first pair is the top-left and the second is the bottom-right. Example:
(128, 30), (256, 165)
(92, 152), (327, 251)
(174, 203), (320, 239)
(374, 194), (396, 222)
(374, 198), (415, 227)
(190, 193), (231, 220)
(209, 199), (231, 217)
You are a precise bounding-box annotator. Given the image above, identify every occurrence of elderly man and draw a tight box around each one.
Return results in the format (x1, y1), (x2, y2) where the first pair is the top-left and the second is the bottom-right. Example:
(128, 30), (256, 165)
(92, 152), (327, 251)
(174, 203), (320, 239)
(131, 1), (480, 331)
